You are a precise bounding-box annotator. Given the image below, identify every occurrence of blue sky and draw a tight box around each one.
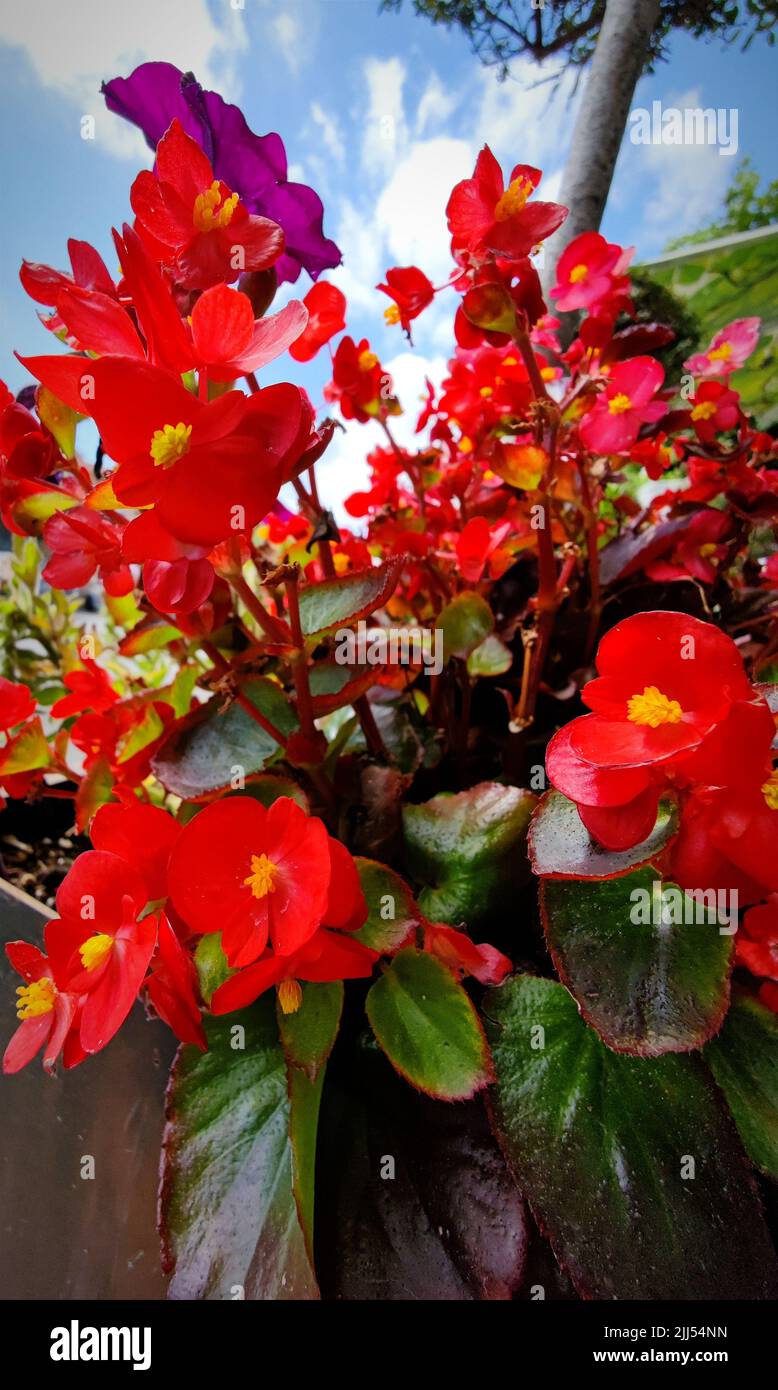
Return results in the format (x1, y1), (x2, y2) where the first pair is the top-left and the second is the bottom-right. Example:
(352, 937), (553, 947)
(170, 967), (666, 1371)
(1, 0), (775, 510)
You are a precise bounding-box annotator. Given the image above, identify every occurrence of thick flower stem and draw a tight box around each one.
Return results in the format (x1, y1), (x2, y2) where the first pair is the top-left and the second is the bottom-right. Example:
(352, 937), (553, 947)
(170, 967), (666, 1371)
(354, 694), (391, 761)
(577, 455), (603, 660)
(284, 573), (317, 739)
(307, 464), (336, 579)
(230, 574), (289, 645)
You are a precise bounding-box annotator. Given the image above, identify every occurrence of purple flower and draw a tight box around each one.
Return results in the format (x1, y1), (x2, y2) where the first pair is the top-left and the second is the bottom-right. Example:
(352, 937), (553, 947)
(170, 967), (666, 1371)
(102, 62), (341, 286)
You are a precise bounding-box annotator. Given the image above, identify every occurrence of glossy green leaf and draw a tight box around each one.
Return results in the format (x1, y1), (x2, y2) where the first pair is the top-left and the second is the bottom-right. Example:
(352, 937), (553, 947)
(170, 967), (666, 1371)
(484, 974), (778, 1300)
(440, 590), (493, 661)
(541, 868), (733, 1055)
(277, 981), (343, 1081)
(159, 1003), (319, 1300)
(365, 947), (492, 1100)
(151, 678), (297, 799)
(315, 1041), (527, 1300)
(0, 718), (50, 775)
(298, 558), (402, 638)
(467, 632), (513, 677)
(403, 781), (535, 926)
(528, 789), (678, 879)
(353, 857), (420, 954)
(705, 990), (778, 1179)
(308, 659), (375, 715)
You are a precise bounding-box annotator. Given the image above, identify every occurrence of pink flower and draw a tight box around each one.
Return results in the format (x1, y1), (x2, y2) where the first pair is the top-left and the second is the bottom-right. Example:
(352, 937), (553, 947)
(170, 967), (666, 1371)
(551, 232), (621, 312)
(685, 317), (761, 378)
(579, 357), (665, 454)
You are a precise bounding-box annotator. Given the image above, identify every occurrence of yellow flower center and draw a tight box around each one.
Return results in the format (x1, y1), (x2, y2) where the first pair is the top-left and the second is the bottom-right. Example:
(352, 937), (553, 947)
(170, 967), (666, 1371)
(708, 340), (732, 362)
(762, 770), (778, 811)
(691, 399), (717, 421)
(358, 349), (378, 371)
(479, 386), (493, 397)
(383, 304), (401, 326)
(698, 542), (718, 558)
(458, 436), (474, 454)
(277, 979), (303, 1015)
(494, 175), (533, 221)
(608, 392), (633, 415)
(16, 977), (56, 1020)
(540, 366), (555, 381)
(79, 933), (114, 972)
(627, 685), (683, 729)
(243, 853), (278, 900)
(569, 263), (588, 284)
(150, 421), (192, 469)
(193, 180), (239, 232)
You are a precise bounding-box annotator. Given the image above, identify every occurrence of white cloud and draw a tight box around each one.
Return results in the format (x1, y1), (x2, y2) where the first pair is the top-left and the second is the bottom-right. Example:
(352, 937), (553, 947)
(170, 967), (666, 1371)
(329, 197), (385, 312)
(375, 137), (473, 284)
(0, 0), (247, 158)
(474, 58), (580, 176)
(383, 350), (448, 449)
(272, 13), (302, 74)
(361, 56), (408, 176)
(622, 88), (731, 251)
(311, 101), (343, 164)
(416, 72), (459, 135)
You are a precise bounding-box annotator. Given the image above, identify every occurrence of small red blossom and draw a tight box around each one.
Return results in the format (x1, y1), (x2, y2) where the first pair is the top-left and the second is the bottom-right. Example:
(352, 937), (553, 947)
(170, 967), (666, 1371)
(189, 282), (307, 380)
(688, 380), (741, 443)
(131, 118), (284, 289)
(289, 280), (346, 362)
(579, 358), (665, 454)
(685, 317), (761, 378)
(3, 935), (81, 1075)
(324, 336), (398, 423)
(447, 146), (567, 263)
(644, 509), (732, 585)
(423, 923), (511, 986)
(43, 505), (133, 598)
(377, 266), (435, 333)
(210, 927), (377, 1016)
(0, 677), (35, 731)
(551, 232), (622, 312)
(737, 896), (778, 983)
(52, 659), (119, 719)
(145, 913), (206, 1049)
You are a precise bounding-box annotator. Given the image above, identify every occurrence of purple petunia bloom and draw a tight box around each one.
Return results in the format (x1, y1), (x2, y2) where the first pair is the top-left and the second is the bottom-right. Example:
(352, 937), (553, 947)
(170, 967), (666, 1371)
(101, 61), (341, 287)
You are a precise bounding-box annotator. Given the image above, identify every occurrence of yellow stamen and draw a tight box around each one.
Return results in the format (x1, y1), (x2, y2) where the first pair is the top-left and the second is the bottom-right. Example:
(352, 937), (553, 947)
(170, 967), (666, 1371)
(16, 977), (56, 1021)
(494, 175), (533, 221)
(502, 356), (518, 366)
(479, 386), (493, 397)
(627, 685), (683, 729)
(698, 542), (718, 558)
(762, 771), (778, 811)
(79, 933), (114, 972)
(569, 263), (588, 284)
(540, 366), (555, 381)
(150, 421), (192, 469)
(358, 349), (378, 371)
(333, 552), (350, 575)
(608, 392), (633, 415)
(192, 180), (239, 232)
(458, 436), (474, 454)
(691, 400), (717, 421)
(277, 979), (303, 1015)
(383, 304), (401, 326)
(708, 340), (732, 362)
(243, 853), (278, 900)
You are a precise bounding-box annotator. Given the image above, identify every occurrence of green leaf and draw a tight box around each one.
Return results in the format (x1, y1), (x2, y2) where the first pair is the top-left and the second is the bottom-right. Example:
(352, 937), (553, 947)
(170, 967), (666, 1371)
(288, 1065), (325, 1266)
(353, 857), (420, 954)
(440, 590), (493, 661)
(277, 982), (343, 1081)
(37, 386), (79, 458)
(168, 665), (199, 719)
(115, 703), (165, 765)
(298, 558), (402, 638)
(528, 789), (679, 879)
(403, 781), (535, 926)
(193, 933), (233, 1005)
(75, 756), (114, 834)
(151, 677), (297, 799)
(467, 632), (513, 677)
(159, 1003), (319, 1300)
(119, 617), (182, 655)
(0, 718), (50, 775)
(705, 990), (778, 1179)
(308, 659), (375, 716)
(365, 947), (492, 1100)
(315, 1041), (528, 1300)
(484, 975), (778, 1300)
(541, 868), (733, 1055)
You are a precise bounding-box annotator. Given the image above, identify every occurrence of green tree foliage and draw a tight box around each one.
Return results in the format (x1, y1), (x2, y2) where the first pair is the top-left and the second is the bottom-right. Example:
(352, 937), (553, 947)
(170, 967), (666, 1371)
(666, 158), (778, 250)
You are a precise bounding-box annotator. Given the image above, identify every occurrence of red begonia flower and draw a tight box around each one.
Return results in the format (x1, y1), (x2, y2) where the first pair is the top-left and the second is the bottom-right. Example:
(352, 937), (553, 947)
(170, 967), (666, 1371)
(48, 850), (158, 1054)
(167, 795), (335, 968)
(18, 355), (290, 546)
(189, 283), (307, 380)
(456, 515), (514, 582)
(0, 677), (35, 730)
(324, 336), (398, 422)
(2, 933), (81, 1075)
(20, 237), (115, 307)
(210, 928), (377, 1016)
(90, 797), (181, 901)
(685, 317), (761, 378)
(112, 223), (194, 375)
(447, 146), (567, 262)
(737, 896), (778, 982)
(551, 232), (622, 312)
(51, 659), (119, 718)
(377, 266), (435, 333)
(688, 380), (741, 443)
(43, 505), (133, 597)
(144, 913), (206, 1050)
(122, 510), (214, 615)
(289, 280), (346, 362)
(579, 357), (665, 454)
(423, 922), (511, 986)
(130, 118), (284, 289)
(570, 611), (753, 770)
(644, 508), (732, 585)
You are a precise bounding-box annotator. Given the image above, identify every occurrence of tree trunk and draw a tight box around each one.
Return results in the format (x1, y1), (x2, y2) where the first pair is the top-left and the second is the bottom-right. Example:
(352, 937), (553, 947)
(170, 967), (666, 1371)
(542, 0), (662, 290)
